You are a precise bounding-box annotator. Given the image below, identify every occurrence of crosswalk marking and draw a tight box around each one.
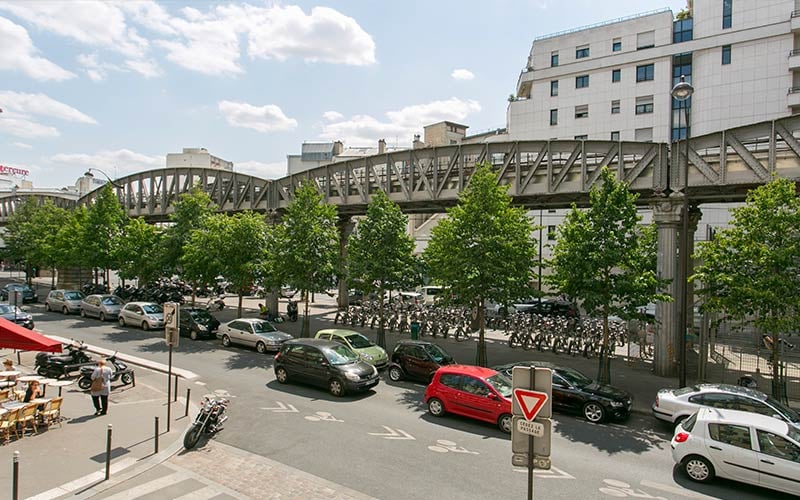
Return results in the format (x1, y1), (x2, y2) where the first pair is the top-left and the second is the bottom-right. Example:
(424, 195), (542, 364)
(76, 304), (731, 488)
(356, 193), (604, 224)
(102, 472), (187, 500)
(173, 485), (222, 500)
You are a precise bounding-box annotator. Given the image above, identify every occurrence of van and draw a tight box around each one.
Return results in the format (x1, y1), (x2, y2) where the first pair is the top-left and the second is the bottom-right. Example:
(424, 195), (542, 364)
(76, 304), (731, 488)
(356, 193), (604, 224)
(417, 286), (444, 305)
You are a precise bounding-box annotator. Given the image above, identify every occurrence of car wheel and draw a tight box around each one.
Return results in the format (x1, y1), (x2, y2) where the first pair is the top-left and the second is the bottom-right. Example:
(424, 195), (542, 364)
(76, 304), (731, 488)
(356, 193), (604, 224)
(142, 321), (149, 331)
(329, 378), (345, 397)
(99, 312), (106, 322)
(683, 455), (715, 483)
(80, 309), (86, 318)
(582, 401), (606, 423)
(119, 316), (125, 327)
(427, 397), (446, 417)
(190, 330), (198, 341)
(62, 306), (69, 315)
(221, 335), (231, 347)
(256, 342), (267, 354)
(275, 367), (289, 384)
(498, 413), (513, 433)
(388, 365), (403, 382)
(45, 303), (51, 312)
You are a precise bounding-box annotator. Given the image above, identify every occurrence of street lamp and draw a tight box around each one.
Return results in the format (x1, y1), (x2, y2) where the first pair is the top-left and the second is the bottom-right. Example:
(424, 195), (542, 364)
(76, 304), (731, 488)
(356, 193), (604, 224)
(671, 75), (694, 388)
(84, 168), (122, 189)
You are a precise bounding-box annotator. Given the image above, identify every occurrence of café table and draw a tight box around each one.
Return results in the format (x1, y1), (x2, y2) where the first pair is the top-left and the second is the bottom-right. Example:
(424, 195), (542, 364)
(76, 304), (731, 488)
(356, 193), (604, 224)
(17, 375), (43, 383)
(48, 379), (75, 397)
(1, 401), (25, 410)
(0, 370), (20, 389)
(37, 378), (58, 397)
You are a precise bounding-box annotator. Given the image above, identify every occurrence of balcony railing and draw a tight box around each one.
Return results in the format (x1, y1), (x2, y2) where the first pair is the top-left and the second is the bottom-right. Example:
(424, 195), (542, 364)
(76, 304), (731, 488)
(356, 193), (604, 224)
(788, 87), (800, 94)
(791, 49), (800, 57)
(792, 9), (800, 17)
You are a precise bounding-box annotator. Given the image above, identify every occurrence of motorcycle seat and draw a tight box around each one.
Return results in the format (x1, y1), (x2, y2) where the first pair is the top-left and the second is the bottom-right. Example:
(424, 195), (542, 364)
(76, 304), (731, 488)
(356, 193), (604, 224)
(45, 356), (74, 363)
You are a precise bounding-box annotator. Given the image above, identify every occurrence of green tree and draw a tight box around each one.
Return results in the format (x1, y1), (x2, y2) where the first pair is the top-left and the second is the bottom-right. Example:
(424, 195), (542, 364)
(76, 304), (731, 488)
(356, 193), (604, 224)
(424, 163), (538, 366)
(276, 182), (339, 337)
(53, 206), (91, 281)
(347, 190), (419, 347)
(85, 184), (127, 285)
(4, 198), (40, 282)
(182, 216), (225, 307)
(693, 177), (800, 401)
(28, 201), (70, 287)
(217, 212), (269, 316)
(547, 167), (668, 384)
(114, 217), (164, 285)
(163, 185), (218, 276)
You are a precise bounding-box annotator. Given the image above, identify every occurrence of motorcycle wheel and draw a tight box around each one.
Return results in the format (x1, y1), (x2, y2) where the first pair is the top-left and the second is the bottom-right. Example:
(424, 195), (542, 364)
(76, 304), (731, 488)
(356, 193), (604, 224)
(37, 366), (49, 377)
(183, 423), (203, 449)
(121, 373), (133, 385)
(78, 376), (92, 390)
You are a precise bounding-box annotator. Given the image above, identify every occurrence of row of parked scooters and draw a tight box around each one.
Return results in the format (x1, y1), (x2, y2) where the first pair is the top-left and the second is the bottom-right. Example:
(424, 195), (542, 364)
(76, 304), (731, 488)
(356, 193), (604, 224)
(34, 341), (134, 390)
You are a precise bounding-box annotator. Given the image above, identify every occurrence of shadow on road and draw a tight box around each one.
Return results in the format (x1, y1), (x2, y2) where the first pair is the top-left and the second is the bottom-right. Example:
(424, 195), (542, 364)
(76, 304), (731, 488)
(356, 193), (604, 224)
(264, 379), (377, 403)
(670, 464), (796, 499)
(553, 414), (670, 454)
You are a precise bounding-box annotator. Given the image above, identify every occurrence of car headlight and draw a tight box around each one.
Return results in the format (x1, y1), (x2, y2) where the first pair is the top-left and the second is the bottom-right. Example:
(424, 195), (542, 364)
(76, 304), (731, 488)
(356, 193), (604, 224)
(372, 366), (378, 376)
(344, 371), (360, 381)
(609, 401), (624, 407)
(197, 324), (208, 332)
(361, 353), (374, 361)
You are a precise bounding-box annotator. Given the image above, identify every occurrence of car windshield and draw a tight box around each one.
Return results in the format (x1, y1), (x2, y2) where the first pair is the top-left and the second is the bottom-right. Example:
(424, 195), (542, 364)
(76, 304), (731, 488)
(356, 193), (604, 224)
(102, 296), (122, 305)
(142, 304), (162, 314)
(64, 292), (83, 300)
(189, 310), (213, 322)
(345, 334), (373, 349)
(253, 321), (277, 333)
(0, 304), (15, 314)
(324, 345), (360, 365)
(423, 344), (450, 363)
(558, 367), (593, 388)
(7, 284), (26, 291)
(486, 373), (513, 398)
(766, 396), (800, 423)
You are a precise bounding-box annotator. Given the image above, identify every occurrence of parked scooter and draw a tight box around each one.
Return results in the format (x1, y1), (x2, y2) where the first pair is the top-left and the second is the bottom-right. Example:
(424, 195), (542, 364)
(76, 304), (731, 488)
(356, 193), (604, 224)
(205, 296), (225, 312)
(286, 299), (298, 322)
(35, 341), (94, 378)
(77, 353), (134, 390)
(183, 395), (229, 449)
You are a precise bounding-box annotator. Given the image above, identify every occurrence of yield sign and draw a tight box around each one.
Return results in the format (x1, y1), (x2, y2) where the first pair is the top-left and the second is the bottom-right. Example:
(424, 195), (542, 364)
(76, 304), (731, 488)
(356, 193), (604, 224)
(513, 388), (548, 421)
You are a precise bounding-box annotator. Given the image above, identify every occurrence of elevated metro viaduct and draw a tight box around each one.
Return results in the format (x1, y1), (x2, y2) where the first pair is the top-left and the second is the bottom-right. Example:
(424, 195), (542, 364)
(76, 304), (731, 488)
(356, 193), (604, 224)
(2, 115), (800, 378)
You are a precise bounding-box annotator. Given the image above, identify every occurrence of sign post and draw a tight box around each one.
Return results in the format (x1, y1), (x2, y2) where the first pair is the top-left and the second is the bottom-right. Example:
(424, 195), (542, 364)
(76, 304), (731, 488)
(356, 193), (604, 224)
(163, 302), (179, 432)
(511, 366), (553, 500)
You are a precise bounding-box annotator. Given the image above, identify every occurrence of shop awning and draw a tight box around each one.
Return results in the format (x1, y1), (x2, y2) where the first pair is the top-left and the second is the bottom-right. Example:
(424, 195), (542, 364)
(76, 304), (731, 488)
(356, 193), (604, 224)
(0, 318), (62, 353)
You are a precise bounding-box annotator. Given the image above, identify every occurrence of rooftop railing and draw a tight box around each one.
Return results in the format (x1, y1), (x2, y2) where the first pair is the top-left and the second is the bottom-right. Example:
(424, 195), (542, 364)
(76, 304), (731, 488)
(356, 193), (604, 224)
(534, 8), (672, 41)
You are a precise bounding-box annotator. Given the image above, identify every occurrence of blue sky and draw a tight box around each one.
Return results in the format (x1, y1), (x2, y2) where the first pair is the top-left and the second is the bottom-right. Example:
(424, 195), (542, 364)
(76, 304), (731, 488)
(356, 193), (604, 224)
(0, 0), (686, 188)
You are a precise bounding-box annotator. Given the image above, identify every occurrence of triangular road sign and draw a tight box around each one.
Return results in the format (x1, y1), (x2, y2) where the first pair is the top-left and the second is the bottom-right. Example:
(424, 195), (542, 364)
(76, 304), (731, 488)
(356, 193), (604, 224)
(513, 389), (549, 420)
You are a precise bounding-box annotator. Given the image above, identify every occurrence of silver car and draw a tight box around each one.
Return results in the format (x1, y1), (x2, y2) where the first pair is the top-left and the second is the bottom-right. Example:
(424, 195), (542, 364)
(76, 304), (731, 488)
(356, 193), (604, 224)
(45, 289), (85, 315)
(80, 294), (123, 321)
(118, 302), (164, 331)
(218, 318), (293, 353)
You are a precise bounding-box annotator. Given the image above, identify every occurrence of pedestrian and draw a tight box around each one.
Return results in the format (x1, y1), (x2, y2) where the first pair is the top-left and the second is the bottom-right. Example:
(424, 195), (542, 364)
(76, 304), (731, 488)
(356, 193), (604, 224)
(90, 358), (113, 416)
(23, 380), (43, 402)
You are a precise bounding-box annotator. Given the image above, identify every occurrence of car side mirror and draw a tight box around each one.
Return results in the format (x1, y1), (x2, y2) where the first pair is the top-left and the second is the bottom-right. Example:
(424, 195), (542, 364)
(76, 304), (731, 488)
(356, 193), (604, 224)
(486, 392), (497, 400)
(20, 306), (29, 312)
(320, 361), (329, 367)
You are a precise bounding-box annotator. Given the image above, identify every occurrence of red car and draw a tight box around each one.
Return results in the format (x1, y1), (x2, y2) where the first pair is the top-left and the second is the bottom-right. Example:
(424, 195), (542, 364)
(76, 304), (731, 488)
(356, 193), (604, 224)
(424, 365), (513, 433)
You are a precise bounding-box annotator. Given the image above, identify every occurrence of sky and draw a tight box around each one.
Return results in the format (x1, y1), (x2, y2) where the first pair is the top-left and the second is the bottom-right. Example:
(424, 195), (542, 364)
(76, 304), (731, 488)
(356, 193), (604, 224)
(0, 0), (687, 189)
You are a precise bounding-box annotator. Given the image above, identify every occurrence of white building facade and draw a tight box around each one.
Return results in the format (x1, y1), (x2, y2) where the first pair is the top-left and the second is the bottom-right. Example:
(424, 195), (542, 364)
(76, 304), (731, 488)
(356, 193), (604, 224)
(166, 148), (233, 171)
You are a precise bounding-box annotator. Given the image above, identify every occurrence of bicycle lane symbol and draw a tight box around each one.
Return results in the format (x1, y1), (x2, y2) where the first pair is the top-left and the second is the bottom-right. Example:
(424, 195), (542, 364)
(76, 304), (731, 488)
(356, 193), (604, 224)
(598, 479), (668, 499)
(427, 439), (479, 455)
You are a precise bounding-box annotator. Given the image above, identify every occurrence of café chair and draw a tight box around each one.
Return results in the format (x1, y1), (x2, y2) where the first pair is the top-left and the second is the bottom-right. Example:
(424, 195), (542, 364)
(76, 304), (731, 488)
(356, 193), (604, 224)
(0, 408), (21, 444)
(40, 398), (63, 429)
(18, 403), (38, 436)
(0, 389), (9, 402)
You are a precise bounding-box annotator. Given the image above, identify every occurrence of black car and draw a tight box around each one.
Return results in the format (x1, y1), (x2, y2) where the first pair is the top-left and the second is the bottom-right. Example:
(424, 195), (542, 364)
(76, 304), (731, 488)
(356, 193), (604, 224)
(387, 340), (455, 383)
(274, 339), (379, 397)
(0, 303), (34, 329)
(179, 307), (220, 340)
(0, 283), (38, 303)
(492, 361), (632, 423)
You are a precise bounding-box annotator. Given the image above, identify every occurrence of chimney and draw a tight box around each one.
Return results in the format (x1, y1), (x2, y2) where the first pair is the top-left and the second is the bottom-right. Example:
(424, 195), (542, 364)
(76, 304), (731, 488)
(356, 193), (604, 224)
(413, 134), (424, 149)
(378, 139), (386, 154)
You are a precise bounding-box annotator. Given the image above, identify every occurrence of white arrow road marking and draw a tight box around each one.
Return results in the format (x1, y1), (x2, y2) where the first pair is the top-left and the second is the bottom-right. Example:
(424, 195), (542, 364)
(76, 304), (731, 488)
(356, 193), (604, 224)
(427, 439), (478, 454)
(639, 480), (716, 499)
(304, 411), (343, 422)
(367, 426), (416, 440)
(260, 401), (299, 413)
(513, 466), (574, 479)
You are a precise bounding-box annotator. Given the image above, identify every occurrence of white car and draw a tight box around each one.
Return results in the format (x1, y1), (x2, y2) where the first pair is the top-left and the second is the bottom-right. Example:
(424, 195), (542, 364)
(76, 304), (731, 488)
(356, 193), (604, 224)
(671, 407), (800, 495)
(218, 318), (293, 353)
(118, 302), (165, 330)
(652, 383), (800, 431)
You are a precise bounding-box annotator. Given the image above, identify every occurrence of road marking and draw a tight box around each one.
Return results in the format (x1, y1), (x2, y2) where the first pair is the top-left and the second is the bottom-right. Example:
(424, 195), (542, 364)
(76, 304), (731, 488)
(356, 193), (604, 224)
(598, 479), (667, 499)
(640, 479), (716, 499)
(212, 388), (235, 398)
(513, 466), (574, 479)
(367, 426), (415, 440)
(100, 472), (188, 500)
(304, 411), (343, 422)
(194, 381), (207, 386)
(261, 401), (299, 413)
(427, 439), (478, 454)
(173, 485), (223, 500)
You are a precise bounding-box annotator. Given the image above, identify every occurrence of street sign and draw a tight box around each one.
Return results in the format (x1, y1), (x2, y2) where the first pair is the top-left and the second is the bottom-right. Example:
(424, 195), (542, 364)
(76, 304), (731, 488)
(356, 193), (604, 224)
(512, 417), (551, 455)
(512, 366), (552, 419)
(516, 418), (544, 437)
(513, 389), (549, 421)
(163, 302), (179, 348)
(511, 453), (552, 471)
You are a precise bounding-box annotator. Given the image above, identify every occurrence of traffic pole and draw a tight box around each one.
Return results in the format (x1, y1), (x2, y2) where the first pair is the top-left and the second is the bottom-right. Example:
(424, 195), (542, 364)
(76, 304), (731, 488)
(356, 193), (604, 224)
(528, 369), (535, 500)
(12, 451), (19, 500)
(105, 424), (112, 480)
(167, 345), (172, 432)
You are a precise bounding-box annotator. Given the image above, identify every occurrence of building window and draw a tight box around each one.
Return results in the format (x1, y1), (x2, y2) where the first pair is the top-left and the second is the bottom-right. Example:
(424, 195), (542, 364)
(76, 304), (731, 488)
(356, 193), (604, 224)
(611, 100), (620, 114)
(722, 44), (731, 65)
(635, 127), (653, 142)
(575, 105), (588, 119)
(611, 131), (620, 141)
(576, 45), (590, 59)
(612, 69), (621, 82)
(637, 30), (655, 50)
(723, 0), (732, 29)
(574, 134), (588, 140)
(612, 39), (622, 52)
(550, 109), (558, 126)
(575, 75), (589, 88)
(550, 80), (559, 96)
(636, 64), (655, 82)
(635, 95), (654, 114)
(551, 51), (559, 67)
(547, 225), (557, 241)
(673, 18), (693, 43)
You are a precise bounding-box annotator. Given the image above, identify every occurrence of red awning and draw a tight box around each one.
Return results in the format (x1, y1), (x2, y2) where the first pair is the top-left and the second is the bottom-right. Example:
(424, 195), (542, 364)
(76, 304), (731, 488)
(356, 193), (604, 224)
(0, 318), (62, 353)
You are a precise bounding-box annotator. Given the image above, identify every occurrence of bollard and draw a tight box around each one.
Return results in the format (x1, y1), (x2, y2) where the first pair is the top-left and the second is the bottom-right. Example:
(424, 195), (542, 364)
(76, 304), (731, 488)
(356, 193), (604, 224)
(105, 424), (112, 481)
(173, 375), (178, 402)
(185, 388), (191, 417)
(154, 416), (159, 454)
(12, 451), (19, 500)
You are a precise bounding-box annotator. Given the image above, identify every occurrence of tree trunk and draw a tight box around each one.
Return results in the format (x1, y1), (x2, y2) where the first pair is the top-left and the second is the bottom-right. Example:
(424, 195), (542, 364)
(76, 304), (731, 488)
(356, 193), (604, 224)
(475, 297), (487, 367)
(377, 286), (386, 348)
(237, 292), (243, 317)
(51, 267), (55, 288)
(598, 305), (611, 384)
(771, 330), (784, 402)
(301, 290), (310, 337)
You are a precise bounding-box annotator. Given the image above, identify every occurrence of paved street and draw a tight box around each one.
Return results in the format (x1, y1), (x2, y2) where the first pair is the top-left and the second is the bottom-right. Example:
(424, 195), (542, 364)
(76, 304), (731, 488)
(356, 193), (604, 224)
(9, 287), (784, 500)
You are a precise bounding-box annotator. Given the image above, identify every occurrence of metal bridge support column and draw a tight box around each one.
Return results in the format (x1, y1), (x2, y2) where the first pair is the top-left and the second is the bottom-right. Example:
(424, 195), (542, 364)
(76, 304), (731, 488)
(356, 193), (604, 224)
(686, 207), (702, 380)
(653, 198), (682, 377)
(337, 216), (355, 309)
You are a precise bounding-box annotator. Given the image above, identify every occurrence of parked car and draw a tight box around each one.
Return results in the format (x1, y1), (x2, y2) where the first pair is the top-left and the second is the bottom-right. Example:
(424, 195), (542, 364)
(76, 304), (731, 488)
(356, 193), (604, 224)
(387, 340), (455, 383)
(218, 318), (293, 353)
(488, 298), (579, 319)
(0, 283), (38, 303)
(179, 307), (220, 340)
(0, 303), (34, 329)
(118, 302), (164, 330)
(671, 407), (800, 495)
(274, 338), (380, 396)
(314, 329), (389, 369)
(280, 286), (297, 298)
(80, 294), (123, 321)
(653, 383), (800, 430)
(45, 289), (85, 314)
(424, 365), (513, 433)
(417, 285), (444, 305)
(493, 361), (632, 423)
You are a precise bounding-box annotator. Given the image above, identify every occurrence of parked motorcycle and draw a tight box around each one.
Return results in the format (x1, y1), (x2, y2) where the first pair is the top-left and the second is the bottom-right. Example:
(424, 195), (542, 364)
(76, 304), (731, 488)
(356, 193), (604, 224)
(205, 296), (225, 312)
(77, 354), (134, 390)
(287, 300), (298, 322)
(183, 395), (229, 449)
(35, 341), (94, 378)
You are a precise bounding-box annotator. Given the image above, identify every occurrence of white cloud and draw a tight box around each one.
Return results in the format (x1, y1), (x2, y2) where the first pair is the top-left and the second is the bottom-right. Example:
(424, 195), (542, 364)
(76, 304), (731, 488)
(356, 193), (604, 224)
(218, 100), (297, 133)
(124, 58), (161, 78)
(156, 21), (243, 75)
(0, 17), (75, 81)
(12, 142), (32, 149)
(235, 160), (286, 179)
(451, 69), (475, 81)
(323, 111), (343, 121)
(77, 52), (160, 81)
(0, 91), (96, 139)
(48, 149), (162, 178)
